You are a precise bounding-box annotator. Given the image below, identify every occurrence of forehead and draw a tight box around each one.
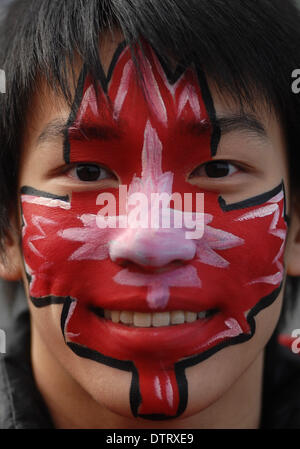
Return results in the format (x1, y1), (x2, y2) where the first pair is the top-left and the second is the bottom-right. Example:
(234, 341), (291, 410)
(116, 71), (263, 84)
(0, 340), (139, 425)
(65, 37), (278, 130)
(70, 42), (214, 144)
(21, 35), (286, 164)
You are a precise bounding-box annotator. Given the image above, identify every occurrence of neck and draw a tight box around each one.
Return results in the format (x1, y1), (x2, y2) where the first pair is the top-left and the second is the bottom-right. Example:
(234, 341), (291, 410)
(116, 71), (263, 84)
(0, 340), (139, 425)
(31, 320), (263, 429)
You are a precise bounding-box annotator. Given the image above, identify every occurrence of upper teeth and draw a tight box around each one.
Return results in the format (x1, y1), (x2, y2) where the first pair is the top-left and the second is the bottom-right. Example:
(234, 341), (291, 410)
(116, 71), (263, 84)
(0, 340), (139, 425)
(103, 310), (215, 327)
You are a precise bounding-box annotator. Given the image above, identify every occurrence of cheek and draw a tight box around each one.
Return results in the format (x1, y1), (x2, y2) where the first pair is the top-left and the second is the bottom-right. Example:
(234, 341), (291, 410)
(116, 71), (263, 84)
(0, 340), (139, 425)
(19, 177), (288, 420)
(20, 182), (288, 327)
(184, 294), (283, 417)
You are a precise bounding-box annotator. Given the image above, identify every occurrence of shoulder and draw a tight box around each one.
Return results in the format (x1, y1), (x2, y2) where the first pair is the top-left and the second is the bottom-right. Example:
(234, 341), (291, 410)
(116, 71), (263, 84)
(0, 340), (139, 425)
(0, 280), (54, 429)
(261, 332), (300, 428)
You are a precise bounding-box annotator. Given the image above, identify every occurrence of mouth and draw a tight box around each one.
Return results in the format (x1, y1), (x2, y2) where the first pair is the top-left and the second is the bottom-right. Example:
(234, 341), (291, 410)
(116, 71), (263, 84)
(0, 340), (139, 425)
(66, 301), (245, 365)
(88, 306), (220, 328)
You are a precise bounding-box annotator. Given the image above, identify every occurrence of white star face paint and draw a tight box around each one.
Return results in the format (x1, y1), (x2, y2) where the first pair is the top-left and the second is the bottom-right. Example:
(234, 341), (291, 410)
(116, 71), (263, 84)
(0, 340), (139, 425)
(20, 41), (289, 419)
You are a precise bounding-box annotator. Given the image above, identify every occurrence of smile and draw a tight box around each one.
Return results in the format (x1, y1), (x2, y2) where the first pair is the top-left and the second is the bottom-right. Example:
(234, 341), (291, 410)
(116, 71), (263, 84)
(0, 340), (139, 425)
(89, 306), (219, 328)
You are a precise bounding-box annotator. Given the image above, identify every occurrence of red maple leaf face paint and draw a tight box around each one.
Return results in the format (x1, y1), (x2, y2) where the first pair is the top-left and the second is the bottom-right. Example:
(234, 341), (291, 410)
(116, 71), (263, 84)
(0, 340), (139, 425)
(20, 42), (289, 419)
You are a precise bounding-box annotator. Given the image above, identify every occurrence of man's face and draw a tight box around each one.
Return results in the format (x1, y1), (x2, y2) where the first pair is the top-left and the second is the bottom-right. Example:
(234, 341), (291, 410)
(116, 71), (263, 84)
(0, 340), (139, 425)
(15, 37), (291, 422)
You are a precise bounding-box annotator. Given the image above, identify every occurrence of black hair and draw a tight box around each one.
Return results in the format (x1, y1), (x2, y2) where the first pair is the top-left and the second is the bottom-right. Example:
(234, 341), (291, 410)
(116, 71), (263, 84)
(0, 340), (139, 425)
(0, 0), (300, 326)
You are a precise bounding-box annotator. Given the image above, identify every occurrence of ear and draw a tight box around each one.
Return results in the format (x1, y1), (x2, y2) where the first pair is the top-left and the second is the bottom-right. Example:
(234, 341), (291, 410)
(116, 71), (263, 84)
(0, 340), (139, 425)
(286, 199), (300, 277)
(0, 227), (23, 281)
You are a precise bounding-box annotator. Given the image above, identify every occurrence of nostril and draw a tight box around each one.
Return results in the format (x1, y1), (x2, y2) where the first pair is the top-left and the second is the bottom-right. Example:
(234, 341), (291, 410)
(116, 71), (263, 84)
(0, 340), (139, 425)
(152, 260), (185, 274)
(116, 259), (130, 268)
(172, 259), (188, 266)
(113, 259), (186, 274)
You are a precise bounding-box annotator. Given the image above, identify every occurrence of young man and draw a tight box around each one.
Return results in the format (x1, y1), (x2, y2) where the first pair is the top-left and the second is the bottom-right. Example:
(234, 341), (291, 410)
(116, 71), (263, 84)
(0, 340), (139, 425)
(1, 0), (300, 429)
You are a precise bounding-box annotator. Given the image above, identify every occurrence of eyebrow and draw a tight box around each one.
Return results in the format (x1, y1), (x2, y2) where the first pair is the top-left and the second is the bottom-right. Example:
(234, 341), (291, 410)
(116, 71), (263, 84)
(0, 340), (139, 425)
(36, 118), (122, 145)
(183, 113), (268, 140)
(216, 113), (267, 138)
(36, 112), (268, 147)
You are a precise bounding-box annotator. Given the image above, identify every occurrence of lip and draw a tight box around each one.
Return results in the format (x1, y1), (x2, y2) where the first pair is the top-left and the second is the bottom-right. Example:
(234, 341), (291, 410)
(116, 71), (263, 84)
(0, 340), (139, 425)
(87, 302), (219, 316)
(85, 293), (222, 314)
(63, 296), (246, 420)
(64, 298), (246, 362)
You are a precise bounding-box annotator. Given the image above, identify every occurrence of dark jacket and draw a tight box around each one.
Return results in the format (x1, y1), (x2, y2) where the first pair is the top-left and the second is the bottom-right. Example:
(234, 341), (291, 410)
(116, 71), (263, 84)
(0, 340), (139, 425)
(0, 281), (300, 429)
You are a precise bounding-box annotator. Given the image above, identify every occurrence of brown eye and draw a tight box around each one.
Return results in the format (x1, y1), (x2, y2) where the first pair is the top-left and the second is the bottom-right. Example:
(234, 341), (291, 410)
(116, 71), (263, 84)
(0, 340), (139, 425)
(190, 161), (238, 179)
(70, 164), (115, 182)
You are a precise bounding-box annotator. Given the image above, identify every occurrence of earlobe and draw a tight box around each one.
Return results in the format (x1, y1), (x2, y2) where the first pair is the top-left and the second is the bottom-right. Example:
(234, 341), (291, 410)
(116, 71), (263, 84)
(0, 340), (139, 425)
(0, 231), (23, 281)
(286, 204), (300, 277)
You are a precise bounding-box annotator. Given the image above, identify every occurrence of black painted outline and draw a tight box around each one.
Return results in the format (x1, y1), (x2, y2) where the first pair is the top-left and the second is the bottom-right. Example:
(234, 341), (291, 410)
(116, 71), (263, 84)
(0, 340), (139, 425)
(142, 44), (222, 158)
(63, 41), (127, 164)
(19, 187), (71, 288)
(23, 180), (289, 420)
(219, 182), (282, 212)
(151, 48), (187, 85)
(195, 66), (221, 157)
(106, 41), (127, 87)
(63, 65), (88, 164)
(219, 180), (290, 226)
(30, 295), (65, 308)
(281, 181), (290, 227)
(24, 177), (288, 419)
(63, 40), (222, 164)
(55, 281), (283, 420)
(21, 41), (289, 420)
(21, 186), (70, 203)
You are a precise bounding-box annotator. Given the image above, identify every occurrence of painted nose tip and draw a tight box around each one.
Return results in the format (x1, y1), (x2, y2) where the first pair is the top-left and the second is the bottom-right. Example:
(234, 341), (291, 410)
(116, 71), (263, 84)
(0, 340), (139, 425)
(109, 229), (197, 267)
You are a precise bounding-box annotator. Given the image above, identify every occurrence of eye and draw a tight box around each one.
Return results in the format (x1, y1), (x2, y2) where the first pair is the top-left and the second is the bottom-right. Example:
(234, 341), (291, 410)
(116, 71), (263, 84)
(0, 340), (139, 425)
(190, 160), (239, 179)
(69, 164), (116, 182)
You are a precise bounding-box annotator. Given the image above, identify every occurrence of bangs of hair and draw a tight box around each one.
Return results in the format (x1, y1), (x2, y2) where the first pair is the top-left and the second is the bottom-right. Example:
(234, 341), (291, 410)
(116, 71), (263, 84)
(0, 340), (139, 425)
(1, 0), (300, 114)
(0, 0), (300, 320)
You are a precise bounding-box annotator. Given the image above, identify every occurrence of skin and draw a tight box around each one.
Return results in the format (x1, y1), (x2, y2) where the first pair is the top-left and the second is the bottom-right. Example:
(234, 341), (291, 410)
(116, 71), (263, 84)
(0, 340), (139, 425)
(1, 34), (300, 429)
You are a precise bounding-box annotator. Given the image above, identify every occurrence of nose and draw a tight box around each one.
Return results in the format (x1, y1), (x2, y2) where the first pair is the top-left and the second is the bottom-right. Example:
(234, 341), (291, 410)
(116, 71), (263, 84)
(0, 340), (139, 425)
(109, 228), (196, 269)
